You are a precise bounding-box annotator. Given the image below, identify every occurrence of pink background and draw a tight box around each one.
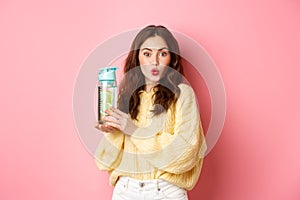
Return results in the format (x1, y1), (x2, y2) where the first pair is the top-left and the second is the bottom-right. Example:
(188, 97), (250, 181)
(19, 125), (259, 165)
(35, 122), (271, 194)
(1, 0), (300, 199)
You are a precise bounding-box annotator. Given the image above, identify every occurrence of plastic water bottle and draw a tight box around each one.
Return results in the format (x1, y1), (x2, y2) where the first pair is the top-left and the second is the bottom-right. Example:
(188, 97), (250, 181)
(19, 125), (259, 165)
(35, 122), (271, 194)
(98, 66), (118, 124)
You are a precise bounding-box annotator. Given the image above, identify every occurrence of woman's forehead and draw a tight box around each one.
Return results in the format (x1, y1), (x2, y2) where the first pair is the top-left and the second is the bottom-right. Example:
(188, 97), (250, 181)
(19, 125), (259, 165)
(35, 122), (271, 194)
(140, 36), (168, 50)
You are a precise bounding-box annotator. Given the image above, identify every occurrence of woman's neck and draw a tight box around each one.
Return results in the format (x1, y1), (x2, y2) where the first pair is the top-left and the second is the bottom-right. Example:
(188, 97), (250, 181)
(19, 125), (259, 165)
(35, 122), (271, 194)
(145, 82), (157, 92)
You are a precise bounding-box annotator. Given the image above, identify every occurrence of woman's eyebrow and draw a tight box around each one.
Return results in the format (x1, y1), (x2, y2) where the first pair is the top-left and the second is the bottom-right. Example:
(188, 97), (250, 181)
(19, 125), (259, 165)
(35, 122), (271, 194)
(141, 47), (169, 51)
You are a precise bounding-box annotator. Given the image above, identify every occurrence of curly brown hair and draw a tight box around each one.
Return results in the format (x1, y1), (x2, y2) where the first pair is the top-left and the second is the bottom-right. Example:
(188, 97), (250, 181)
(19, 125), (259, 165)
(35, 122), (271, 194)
(118, 25), (184, 120)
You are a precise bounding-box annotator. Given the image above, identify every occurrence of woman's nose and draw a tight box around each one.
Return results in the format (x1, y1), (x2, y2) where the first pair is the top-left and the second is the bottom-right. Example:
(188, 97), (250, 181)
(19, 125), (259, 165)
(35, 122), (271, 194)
(150, 53), (159, 66)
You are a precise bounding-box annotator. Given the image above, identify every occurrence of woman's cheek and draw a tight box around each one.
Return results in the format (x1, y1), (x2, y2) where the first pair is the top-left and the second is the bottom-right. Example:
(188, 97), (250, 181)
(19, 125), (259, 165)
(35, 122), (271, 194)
(139, 59), (148, 66)
(161, 57), (171, 66)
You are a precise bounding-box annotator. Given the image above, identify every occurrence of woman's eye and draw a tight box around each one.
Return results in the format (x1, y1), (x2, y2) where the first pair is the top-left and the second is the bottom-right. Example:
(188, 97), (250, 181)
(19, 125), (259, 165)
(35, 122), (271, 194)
(160, 52), (168, 57)
(143, 52), (151, 57)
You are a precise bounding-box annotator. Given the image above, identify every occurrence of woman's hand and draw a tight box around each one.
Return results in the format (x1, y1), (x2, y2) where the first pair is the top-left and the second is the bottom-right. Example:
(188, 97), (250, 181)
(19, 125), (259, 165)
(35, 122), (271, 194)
(98, 107), (137, 135)
(104, 107), (137, 135)
(94, 121), (119, 133)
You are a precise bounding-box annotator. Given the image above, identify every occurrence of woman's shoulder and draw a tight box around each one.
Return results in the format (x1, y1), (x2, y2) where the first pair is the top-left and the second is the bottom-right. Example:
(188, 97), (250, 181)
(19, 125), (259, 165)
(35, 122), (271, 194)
(178, 83), (196, 98)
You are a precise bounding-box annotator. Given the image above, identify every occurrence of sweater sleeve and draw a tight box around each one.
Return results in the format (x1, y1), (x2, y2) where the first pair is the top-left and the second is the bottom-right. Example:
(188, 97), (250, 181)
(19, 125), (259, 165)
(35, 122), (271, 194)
(130, 84), (207, 174)
(94, 130), (125, 171)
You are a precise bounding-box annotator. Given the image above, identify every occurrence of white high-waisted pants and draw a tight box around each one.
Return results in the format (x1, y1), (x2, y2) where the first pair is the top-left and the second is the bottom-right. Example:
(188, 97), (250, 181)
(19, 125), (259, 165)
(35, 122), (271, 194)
(112, 177), (188, 200)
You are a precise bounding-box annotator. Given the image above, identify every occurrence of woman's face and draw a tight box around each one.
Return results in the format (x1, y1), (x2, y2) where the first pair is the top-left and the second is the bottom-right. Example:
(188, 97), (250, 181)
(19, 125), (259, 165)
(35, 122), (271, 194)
(138, 35), (171, 87)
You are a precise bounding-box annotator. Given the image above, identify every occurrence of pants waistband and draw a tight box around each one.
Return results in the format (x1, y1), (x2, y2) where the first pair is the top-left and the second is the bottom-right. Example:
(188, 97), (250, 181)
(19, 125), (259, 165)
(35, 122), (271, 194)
(118, 177), (169, 191)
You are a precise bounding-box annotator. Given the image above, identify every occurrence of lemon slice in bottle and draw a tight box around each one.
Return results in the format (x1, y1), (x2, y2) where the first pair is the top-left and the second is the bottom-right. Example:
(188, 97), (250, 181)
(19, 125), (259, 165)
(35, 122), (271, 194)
(100, 90), (113, 116)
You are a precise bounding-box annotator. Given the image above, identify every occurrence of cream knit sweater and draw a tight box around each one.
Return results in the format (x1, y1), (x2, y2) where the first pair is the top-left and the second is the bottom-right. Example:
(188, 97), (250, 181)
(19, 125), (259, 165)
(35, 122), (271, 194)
(95, 84), (206, 190)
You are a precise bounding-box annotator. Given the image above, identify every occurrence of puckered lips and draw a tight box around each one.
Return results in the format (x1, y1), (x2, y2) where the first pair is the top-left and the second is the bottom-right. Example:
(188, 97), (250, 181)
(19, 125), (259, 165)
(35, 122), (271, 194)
(151, 68), (159, 75)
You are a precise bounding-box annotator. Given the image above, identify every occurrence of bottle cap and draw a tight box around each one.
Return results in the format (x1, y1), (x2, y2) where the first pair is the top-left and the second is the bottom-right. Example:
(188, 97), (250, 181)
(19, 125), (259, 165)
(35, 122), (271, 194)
(98, 66), (117, 81)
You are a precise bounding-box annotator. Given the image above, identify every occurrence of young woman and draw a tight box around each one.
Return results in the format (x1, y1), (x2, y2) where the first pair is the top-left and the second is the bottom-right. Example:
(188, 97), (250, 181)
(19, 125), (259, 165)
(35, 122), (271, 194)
(95, 25), (206, 200)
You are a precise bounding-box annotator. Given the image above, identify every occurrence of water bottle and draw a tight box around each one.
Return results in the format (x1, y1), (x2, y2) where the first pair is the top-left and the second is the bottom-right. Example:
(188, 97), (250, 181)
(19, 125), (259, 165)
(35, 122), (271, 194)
(98, 66), (118, 124)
